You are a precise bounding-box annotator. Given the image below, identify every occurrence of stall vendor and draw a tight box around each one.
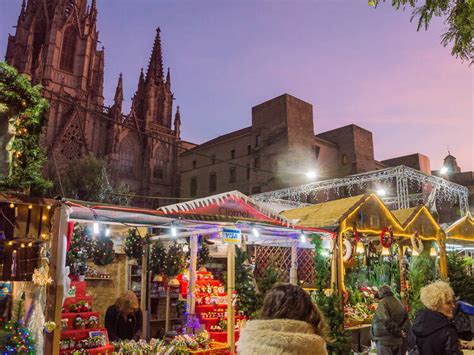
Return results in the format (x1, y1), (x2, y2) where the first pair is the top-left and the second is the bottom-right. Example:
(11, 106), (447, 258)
(105, 291), (143, 341)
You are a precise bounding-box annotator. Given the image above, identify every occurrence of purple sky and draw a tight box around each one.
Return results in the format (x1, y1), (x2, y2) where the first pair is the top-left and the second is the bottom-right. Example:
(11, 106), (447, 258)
(1, 1), (472, 171)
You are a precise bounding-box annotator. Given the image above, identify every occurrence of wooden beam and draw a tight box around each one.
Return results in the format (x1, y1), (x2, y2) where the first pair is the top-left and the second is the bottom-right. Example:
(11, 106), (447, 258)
(290, 239), (298, 285)
(227, 244), (235, 353)
(186, 233), (198, 332)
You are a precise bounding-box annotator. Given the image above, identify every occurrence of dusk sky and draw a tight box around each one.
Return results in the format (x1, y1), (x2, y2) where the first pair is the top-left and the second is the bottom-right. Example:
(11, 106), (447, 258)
(1, 0), (472, 171)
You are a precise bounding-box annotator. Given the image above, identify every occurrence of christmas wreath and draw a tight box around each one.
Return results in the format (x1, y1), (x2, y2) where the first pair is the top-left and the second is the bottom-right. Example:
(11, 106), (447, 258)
(342, 238), (352, 262)
(380, 227), (393, 248)
(411, 232), (424, 254)
(92, 235), (115, 266)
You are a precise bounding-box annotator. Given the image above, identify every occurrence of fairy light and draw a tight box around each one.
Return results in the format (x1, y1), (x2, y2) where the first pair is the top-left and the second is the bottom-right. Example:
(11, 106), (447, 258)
(46, 205), (51, 210)
(27, 242), (33, 247)
(20, 243), (25, 248)
(28, 204), (33, 210)
(7, 241), (13, 246)
(9, 203), (14, 208)
(356, 241), (365, 254)
(381, 247), (390, 256)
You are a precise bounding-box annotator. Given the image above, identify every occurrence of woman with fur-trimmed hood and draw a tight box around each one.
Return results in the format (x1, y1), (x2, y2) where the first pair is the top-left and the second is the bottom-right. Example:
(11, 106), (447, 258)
(238, 283), (328, 355)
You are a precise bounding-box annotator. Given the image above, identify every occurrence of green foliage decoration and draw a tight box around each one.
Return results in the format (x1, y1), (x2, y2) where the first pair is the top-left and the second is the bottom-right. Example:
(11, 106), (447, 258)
(62, 154), (131, 205)
(197, 236), (210, 268)
(408, 242), (436, 316)
(234, 247), (258, 317)
(163, 242), (186, 277)
(0, 296), (35, 354)
(371, 0), (473, 63)
(124, 229), (143, 261)
(0, 61), (51, 194)
(149, 242), (166, 275)
(447, 252), (474, 304)
(312, 233), (330, 290)
(255, 259), (280, 310)
(92, 234), (115, 266)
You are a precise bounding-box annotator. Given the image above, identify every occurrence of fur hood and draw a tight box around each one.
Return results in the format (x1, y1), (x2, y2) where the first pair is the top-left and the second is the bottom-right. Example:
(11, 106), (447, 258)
(238, 319), (327, 355)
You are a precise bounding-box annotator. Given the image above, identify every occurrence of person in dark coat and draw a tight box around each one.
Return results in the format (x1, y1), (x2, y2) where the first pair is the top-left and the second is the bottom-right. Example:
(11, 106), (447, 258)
(371, 285), (409, 355)
(105, 291), (143, 341)
(409, 281), (462, 355)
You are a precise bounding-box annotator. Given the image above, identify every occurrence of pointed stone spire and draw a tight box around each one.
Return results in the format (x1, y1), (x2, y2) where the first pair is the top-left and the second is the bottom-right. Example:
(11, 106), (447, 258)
(146, 27), (164, 85)
(174, 105), (181, 138)
(113, 73), (123, 112)
(138, 67), (145, 92)
(166, 67), (171, 89)
(20, 0), (26, 17)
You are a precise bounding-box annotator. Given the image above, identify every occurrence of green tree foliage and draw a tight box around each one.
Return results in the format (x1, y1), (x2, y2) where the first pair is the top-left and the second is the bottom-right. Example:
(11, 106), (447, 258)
(0, 62), (51, 194)
(312, 291), (352, 355)
(149, 242), (166, 275)
(62, 154), (131, 205)
(124, 229), (144, 261)
(163, 242), (187, 277)
(0, 296), (35, 354)
(234, 248), (258, 317)
(408, 244), (436, 316)
(447, 252), (474, 304)
(256, 260), (280, 310)
(312, 234), (330, 290)
(372, 0), (473, 63)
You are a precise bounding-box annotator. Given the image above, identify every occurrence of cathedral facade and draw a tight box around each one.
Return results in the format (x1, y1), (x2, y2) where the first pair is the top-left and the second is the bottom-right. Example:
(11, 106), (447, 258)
(5, 0), (182, 206)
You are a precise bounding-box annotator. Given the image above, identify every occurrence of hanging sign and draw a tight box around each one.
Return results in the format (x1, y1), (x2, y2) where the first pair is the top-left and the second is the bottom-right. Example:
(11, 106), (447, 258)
(222, 228), (241, 245)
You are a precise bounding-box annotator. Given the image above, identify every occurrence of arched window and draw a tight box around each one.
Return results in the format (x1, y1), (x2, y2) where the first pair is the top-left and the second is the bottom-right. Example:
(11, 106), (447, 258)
(118, 136), (136, 176)
(154, 159), (165, 179)
(60, 26), (77, 72)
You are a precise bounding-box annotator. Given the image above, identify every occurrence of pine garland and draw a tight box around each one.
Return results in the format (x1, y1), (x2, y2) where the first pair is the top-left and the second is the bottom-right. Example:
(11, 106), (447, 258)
(124, 229), (143, 261)
(0, 61), (51, 194)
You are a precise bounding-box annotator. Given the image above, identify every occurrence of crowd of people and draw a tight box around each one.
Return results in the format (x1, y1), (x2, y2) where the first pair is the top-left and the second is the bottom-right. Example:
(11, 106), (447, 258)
(104, 282), (472, 355)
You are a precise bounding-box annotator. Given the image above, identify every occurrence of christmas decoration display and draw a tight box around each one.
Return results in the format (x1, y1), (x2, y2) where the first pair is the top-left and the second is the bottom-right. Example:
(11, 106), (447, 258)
(91, 234), (115, 266)
(234, 247), (257, 317)
(342, 239), (353, 262)
(197, 236), (210, 269)
(124, 229), (143, 262)
(66, 225), (93, 276)
(43, 321), (56, 333)
(0, 61), (52, 193)
(379, 227), (394, 248)
(408, 245), (435, 316)
(149, 242), (166, 275)
(163, 242), (186, 278)
(60, 281), (114, 353)
(344, 286), (379, 326)
(32, 265), (53, 286)
(312, 234), (330, 290)
(0, 296), (35, 354)
(410, 232), (424, 254)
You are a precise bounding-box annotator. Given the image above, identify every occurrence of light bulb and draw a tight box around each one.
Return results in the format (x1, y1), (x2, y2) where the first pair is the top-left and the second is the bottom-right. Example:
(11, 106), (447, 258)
(300, 233), (306, 243)
(356, 241), (365, 254)
(105, 228), (111, 237)
(28, 204), (33, 209)
(93, 223), (99, 235)
(20, 243), (25, 248)
(9, 203), (14, 208)
(430, 247), (437, 257)
(46, 205), (52, 210)
(382, 247), (390, 256)
(171, 226), (177, 237)
(252, 227), (259, 237)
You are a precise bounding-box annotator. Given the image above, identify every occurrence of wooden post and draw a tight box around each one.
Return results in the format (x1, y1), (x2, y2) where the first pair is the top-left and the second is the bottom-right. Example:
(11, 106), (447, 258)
(438, 230), (448, 279)
(140, 241), (149, 339)
(165, 281), (171, 332)
(227, 244), (236, 353)
(186, 233), (198, 332)
(45, 204), (69, 355)
(290, 239), (298, 285)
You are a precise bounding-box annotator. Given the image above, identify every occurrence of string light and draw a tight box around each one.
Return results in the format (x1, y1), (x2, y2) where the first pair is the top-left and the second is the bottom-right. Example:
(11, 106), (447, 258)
(27, 242), (33, 247)
(9, 203), (14, 208)
(300, 232), (306, 243)
(381, 247), (390, 256)
(46, 205), (52, 210)
(356, 241), (365, 254)
(20, 243), (25, 248)
(7, 241), (13, 246)
(28, 204), (33, 210)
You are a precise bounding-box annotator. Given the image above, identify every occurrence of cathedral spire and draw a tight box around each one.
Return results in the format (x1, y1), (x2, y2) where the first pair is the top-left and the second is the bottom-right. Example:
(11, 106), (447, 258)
(114, 73), (123, 108)
(166, 67), (171, 89)
(146, 27), (164, 85)
(174, 105), (181, 138)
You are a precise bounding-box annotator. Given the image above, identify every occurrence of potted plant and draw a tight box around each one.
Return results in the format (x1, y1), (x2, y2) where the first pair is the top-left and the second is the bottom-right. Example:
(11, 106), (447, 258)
(87, 315), (98, 328)
(73, 316), (85, 330)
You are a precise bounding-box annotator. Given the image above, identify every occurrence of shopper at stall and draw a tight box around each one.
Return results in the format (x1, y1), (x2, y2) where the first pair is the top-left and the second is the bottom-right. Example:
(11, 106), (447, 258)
(238, 283), (328, 355)
(104, 291), (143, 341)
(370, 285), (409, 355)
(408, 281), (462, 355)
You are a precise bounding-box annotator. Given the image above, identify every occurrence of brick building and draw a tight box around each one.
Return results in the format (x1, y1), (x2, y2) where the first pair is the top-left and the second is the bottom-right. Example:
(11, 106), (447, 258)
(3, 0), (181, 206)
(180, 93), (389, 198)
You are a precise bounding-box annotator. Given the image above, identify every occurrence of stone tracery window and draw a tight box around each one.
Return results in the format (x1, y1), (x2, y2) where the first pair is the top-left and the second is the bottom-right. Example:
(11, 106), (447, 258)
(59, 121), (84, 161)
(60, 26), (77, 72)
(118, 136), (137, 177)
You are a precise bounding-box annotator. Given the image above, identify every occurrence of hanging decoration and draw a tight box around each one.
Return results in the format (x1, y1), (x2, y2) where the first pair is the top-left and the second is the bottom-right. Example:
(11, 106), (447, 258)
(380, 227), (393, 248)
(0, 62), (52, 193)
(124, 229), (143, 262)
(32, 266), (53, 287)
(411, 232), (424, 255)
(92, 235), (115, 266)
(342, 239), (352, 262)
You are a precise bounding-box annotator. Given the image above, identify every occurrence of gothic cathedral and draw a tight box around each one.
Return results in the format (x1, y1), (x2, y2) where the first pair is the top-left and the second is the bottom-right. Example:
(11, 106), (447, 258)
(5, 0), (182, 206)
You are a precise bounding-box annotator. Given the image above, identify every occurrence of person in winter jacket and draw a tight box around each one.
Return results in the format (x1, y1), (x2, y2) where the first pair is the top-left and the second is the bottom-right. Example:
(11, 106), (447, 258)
(105, 291), (143, 341)
(371, 285), (410, 355)
(238, 283), (328, 355)
(409, 281), (462, 355)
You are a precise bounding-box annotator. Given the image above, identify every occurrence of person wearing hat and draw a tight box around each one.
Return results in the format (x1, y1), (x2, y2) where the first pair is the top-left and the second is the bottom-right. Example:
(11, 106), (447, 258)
(371, 285), (409, 355)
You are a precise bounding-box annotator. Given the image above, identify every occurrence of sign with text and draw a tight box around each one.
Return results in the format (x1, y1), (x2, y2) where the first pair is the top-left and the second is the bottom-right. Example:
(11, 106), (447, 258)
(222, 228), (242, 245)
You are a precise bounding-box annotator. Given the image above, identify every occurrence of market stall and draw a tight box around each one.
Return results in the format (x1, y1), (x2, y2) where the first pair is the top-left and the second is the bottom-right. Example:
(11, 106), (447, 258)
(445, 212), (474, 251)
